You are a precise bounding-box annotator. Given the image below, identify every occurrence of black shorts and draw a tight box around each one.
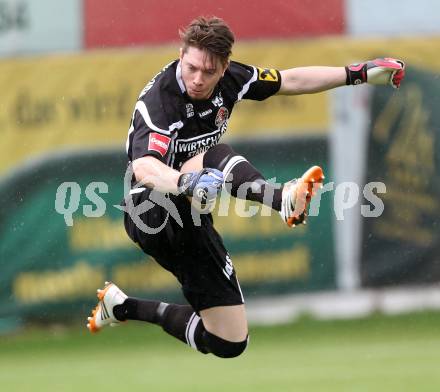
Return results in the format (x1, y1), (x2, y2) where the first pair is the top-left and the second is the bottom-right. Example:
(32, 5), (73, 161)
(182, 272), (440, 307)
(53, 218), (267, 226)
(123, 189), (244, 312)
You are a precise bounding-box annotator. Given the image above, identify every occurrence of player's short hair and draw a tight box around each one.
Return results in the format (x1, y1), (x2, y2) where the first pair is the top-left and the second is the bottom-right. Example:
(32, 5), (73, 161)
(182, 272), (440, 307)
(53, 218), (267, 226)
(180, 16), (235, 65)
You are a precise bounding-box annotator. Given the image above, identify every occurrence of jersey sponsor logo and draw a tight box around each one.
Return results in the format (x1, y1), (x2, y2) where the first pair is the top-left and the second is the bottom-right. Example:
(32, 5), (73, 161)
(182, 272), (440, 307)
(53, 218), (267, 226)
(198, 108), (212, 118)
(175, 121), (228, 157)
(176, 133), (222, 154)
(148, 132), (171, 157)
(257, 67), (279, 82)
(211, 92), (223, 107)
(186, 103), (194, 118)
(215, 106), (229, 128)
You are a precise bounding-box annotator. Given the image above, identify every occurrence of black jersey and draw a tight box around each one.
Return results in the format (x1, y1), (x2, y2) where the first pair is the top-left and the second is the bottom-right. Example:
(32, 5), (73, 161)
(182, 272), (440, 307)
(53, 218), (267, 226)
(126, 60), (281, 174)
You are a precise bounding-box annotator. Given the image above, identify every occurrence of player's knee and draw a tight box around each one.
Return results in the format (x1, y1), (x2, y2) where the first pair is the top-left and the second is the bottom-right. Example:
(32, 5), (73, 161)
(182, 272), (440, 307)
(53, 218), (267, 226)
(203, 143), (237, 171)
(203, 329), (248, 358)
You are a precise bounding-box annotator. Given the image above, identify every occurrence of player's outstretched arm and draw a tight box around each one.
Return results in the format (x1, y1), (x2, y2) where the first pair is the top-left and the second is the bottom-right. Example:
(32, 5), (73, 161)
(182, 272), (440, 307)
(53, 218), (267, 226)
(278, 66), (346, 95)
(277, 58), (405, 95)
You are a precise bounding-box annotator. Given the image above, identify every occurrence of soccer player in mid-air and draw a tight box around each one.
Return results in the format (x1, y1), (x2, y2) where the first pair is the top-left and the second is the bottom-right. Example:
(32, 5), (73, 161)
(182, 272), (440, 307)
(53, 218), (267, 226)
(87, 17), (405, 358)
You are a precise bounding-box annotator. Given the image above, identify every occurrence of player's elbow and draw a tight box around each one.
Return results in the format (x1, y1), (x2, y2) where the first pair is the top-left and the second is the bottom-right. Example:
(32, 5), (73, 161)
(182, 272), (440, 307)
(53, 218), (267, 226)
(132, 159), (144, 183)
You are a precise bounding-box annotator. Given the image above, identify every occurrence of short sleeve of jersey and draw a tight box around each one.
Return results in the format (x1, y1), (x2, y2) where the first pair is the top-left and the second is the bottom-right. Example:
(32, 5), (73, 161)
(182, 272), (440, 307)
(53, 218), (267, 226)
(129, 106), (173, 163)
(229, 61), (281, 101)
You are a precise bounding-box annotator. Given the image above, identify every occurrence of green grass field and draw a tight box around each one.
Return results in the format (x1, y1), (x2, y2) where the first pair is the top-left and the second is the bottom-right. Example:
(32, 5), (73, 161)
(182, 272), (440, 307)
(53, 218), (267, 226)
(1, 311), (440, 391)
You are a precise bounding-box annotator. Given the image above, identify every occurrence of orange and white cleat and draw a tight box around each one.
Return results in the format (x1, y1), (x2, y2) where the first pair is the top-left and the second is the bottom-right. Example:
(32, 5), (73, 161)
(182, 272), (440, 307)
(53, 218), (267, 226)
(86, 281), (127, 333)
(280, 165), (325, 228)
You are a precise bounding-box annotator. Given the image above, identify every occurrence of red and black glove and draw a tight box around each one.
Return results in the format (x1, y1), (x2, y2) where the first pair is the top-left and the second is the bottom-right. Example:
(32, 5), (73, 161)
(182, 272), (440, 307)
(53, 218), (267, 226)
(346, 58), (405, 88)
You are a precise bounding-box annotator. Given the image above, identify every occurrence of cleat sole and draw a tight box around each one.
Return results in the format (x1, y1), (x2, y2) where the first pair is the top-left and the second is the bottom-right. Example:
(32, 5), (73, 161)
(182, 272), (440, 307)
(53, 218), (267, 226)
(88, 303), (100, 333)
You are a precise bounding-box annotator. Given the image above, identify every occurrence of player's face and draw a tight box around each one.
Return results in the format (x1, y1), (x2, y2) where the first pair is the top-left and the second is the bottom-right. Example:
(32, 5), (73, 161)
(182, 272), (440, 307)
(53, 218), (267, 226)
(179, 46), (228, 100)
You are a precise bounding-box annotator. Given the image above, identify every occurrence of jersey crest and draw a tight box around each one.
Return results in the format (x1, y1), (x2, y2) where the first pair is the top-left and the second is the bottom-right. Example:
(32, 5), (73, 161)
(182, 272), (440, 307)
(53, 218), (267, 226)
(215, 107), (229, 128)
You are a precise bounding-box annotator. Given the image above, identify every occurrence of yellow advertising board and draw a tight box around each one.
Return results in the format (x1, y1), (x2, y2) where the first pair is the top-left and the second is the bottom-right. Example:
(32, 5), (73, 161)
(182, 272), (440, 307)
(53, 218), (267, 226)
(1, 37), (440, 175)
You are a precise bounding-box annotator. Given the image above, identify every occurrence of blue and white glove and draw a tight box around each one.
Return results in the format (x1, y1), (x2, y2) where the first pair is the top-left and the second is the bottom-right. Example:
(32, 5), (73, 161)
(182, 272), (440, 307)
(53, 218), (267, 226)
(178, 168), (224, 209)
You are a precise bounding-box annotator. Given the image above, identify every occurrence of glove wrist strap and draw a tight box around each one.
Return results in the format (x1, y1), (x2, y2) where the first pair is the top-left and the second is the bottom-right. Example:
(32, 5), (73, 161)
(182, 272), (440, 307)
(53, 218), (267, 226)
(177, 173), (193, 195)
(345, 64), (367, 85)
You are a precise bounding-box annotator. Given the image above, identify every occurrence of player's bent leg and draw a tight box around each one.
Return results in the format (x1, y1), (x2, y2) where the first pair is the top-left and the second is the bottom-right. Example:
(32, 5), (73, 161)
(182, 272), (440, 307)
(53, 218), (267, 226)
(180, 144), (325, 228)
(198, 304), (249, 359)
(203, 143), (283, 210)
(86, 282), (247, 358)
(158, 303), (248, 358)
(155, 302), (248, 358)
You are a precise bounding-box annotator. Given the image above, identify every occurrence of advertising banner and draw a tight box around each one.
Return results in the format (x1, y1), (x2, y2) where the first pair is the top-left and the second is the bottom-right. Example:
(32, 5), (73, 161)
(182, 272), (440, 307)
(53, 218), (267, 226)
(361, 67), (440, 286)
(0, 139), (335, 321)
(84, 0), (344, 48)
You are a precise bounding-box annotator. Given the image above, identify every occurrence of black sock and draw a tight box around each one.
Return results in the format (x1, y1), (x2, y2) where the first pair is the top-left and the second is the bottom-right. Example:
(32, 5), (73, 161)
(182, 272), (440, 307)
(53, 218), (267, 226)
(113, 297), (165, 323)
(158, 304), (207, 352)
(203, 143), (282, 211)
(113, 299), (208, 353)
